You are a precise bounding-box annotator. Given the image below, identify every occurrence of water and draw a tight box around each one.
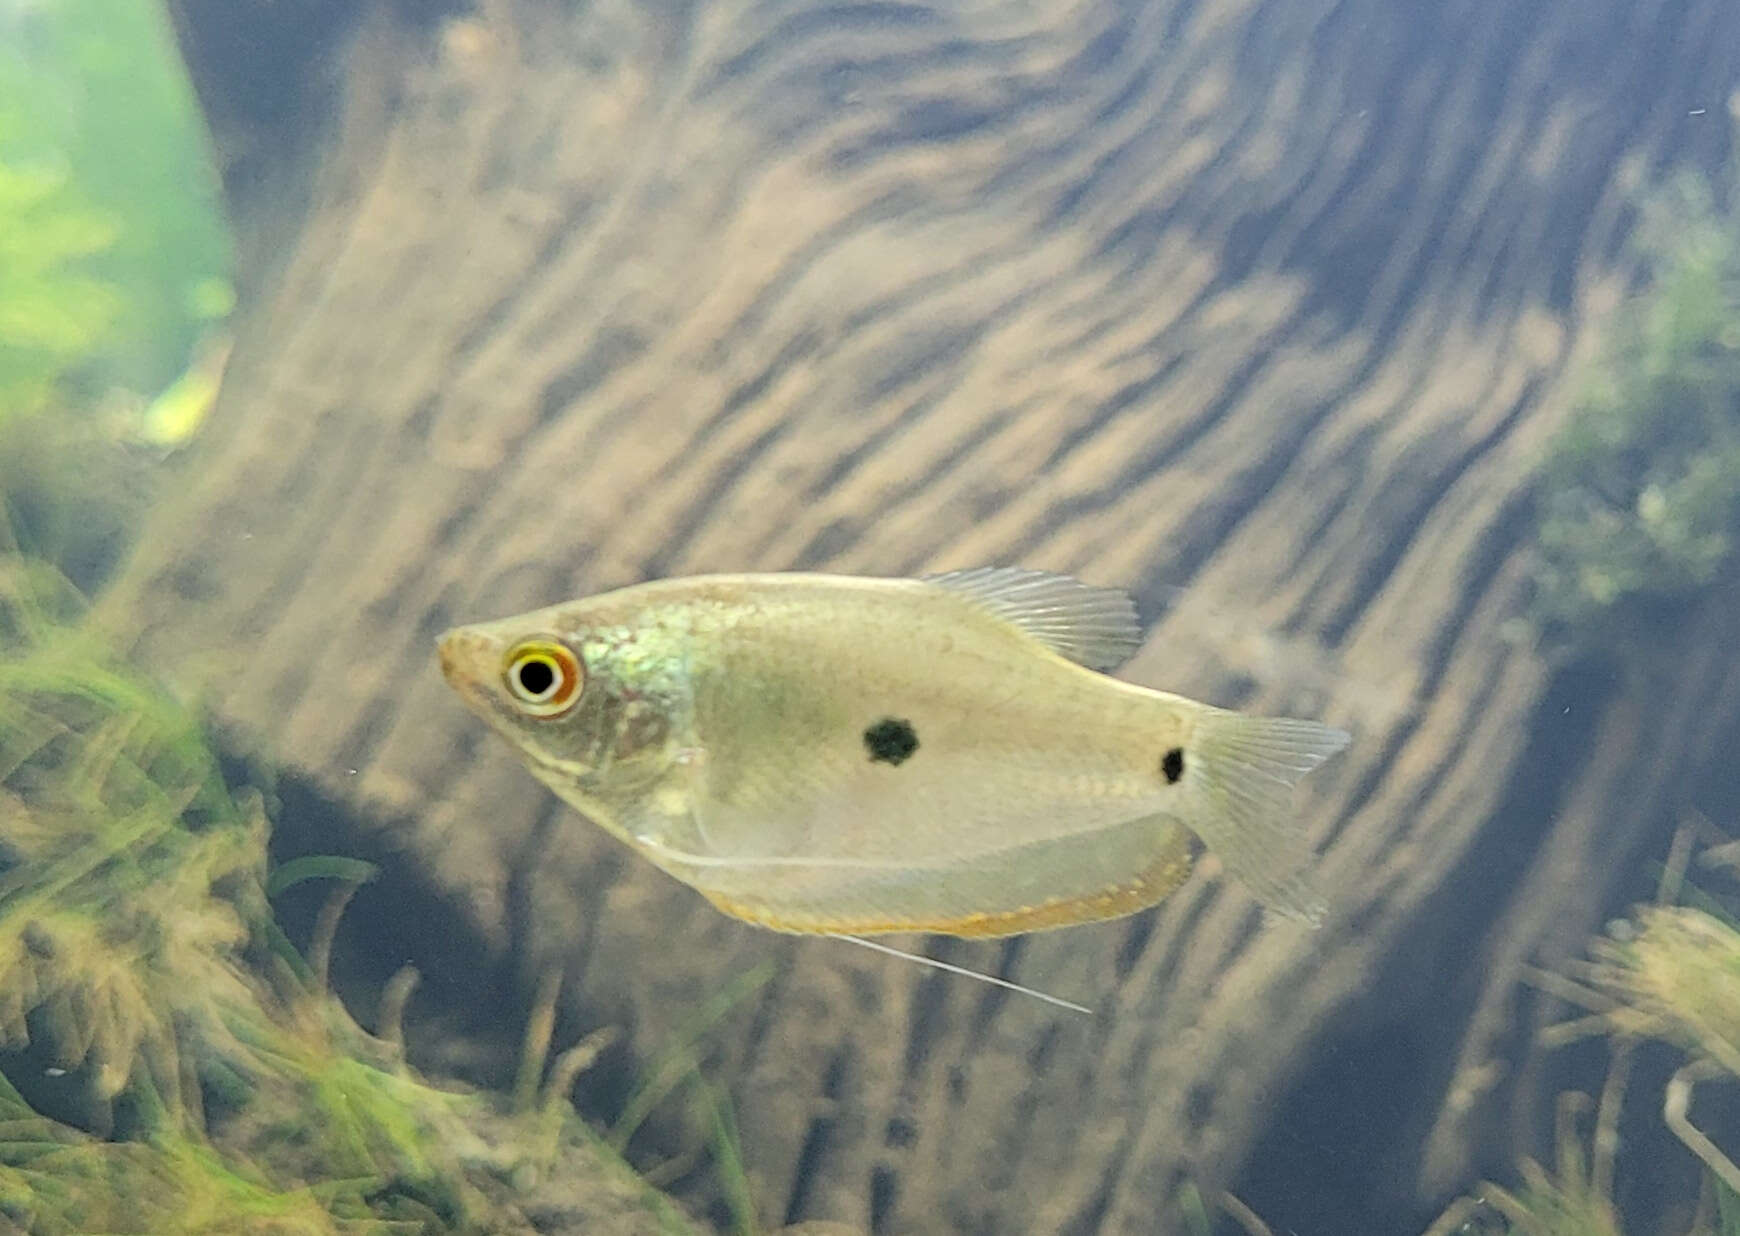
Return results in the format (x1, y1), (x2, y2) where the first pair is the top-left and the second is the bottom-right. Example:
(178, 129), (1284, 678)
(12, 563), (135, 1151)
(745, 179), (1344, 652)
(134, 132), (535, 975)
(2, 0), (1739, 1232)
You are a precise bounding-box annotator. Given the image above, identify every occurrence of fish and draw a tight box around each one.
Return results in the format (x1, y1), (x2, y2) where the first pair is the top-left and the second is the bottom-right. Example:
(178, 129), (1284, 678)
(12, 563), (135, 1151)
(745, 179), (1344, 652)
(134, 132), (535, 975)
(435, 568), (1349, 939)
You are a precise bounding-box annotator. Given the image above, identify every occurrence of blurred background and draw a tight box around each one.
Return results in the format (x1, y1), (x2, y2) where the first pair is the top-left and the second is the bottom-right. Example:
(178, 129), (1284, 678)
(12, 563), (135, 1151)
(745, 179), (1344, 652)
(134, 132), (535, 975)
(3, 1), (1740, 1234)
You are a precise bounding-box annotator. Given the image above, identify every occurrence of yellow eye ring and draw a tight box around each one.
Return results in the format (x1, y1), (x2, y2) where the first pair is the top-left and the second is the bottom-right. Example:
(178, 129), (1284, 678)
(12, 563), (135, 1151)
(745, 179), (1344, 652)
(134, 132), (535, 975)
(502, 640), (583, 717)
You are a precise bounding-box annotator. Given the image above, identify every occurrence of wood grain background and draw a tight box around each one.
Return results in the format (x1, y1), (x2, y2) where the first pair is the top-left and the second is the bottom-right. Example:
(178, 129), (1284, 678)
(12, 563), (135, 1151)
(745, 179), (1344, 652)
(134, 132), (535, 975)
(108, 0), (1740, 1230)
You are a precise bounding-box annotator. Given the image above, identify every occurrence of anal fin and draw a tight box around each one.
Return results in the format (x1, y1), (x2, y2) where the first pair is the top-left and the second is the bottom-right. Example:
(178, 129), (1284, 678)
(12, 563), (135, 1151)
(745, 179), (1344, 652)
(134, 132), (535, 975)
(696, 814), (1200, 939)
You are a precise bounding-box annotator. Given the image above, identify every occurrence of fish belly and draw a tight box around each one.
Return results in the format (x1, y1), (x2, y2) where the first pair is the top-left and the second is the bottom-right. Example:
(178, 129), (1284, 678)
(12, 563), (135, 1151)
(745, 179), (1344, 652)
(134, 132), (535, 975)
(672, 811), (1200, 937)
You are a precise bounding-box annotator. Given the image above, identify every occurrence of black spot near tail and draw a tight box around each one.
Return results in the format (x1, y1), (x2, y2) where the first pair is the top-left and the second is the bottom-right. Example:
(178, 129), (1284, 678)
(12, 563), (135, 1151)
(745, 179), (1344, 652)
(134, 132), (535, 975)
(864, 718), (918, 765)
(1160, 747), (1185, 784)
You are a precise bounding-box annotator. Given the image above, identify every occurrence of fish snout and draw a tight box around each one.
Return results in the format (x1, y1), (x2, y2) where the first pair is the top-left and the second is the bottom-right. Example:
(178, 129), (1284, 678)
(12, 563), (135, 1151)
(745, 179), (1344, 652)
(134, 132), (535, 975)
(435, 627), (501, 703)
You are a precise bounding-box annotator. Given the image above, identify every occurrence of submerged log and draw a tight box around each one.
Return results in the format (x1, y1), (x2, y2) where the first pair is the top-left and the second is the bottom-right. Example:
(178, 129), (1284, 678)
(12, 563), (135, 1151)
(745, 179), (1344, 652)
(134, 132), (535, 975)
(111, 0), (1740, 1230)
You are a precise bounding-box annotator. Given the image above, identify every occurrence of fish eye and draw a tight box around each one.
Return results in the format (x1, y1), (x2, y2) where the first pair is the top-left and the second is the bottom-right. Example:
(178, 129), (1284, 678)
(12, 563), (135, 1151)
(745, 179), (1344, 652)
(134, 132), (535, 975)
(502, 640), (583, 717)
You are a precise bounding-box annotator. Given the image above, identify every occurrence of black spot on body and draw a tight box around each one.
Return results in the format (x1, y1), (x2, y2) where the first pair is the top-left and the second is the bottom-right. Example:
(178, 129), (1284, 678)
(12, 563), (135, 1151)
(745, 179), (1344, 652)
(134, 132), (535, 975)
(1161, 747), (1185, 784)
(864, 717), (918, 765)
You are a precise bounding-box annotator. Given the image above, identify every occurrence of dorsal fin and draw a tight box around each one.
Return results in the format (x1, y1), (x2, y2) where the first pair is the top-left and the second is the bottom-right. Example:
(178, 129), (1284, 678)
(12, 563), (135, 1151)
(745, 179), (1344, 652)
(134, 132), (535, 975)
(922, 567), (1143, 671)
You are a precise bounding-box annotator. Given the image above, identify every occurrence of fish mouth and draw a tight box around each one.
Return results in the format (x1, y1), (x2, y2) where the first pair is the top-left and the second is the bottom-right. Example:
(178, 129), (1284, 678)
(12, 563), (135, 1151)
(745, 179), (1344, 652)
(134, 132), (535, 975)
(435, 627), (500, 711)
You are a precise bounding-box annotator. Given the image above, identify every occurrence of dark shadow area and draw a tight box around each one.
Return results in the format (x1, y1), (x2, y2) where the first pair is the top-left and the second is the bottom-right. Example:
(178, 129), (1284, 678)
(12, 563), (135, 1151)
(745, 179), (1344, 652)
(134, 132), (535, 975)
(1214, 0), (1736, 329)
(252, 767), (525, 1091)
(1236, 654), (1636, 1235)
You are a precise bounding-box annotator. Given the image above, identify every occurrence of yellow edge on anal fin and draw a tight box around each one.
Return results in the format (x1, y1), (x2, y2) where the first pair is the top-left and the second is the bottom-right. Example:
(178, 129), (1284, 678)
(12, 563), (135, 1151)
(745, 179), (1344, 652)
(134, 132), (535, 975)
(700, 848), (1197, 939)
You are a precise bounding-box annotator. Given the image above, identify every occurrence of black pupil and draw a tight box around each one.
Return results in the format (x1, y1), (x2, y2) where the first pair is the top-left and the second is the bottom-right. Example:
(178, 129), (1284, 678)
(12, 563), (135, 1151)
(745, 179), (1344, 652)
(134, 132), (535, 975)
(517, 658), (556, 697)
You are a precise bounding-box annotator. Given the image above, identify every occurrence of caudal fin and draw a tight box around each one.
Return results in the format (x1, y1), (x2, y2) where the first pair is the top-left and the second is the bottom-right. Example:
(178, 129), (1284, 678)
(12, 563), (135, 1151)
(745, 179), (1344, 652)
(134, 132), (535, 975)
(1180, 707), (1349, 924)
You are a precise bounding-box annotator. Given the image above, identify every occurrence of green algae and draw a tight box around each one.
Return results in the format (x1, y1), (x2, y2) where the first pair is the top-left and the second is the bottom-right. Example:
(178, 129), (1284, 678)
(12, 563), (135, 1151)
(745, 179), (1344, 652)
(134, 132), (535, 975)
(1531, 174), (1740, 652)
(0, 550), (708, 1236)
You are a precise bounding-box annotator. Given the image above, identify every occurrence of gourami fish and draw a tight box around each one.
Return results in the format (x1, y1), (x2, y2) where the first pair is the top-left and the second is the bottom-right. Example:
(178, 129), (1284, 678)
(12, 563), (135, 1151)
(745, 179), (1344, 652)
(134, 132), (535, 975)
(436, 568), (1348, 939)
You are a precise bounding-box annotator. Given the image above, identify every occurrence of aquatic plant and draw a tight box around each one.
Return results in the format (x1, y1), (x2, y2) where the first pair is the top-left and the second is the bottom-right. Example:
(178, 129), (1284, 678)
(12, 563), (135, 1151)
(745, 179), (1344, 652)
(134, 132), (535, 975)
(0, 0), (230, 410)
(0, 0), (232, 590)
(1179, 1182), (1283, 1236)
(0, 550), (266, 1121)
(602, 962), (775, 1236)
(1582, 904), (1740, 1075)
(1530, 174), (1740, 649)
(0, 1066), (361, 1236)
(1430, 819), (1740, 1236)
(1424, 1091), (1625, 1236)
(0, 131), (119, 420)
(0, 551), (713, 1234)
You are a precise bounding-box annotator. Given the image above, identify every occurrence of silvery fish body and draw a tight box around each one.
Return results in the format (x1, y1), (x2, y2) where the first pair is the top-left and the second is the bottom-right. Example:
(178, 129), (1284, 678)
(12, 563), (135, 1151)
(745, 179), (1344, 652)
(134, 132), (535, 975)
(436, 569), (1347, 937)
